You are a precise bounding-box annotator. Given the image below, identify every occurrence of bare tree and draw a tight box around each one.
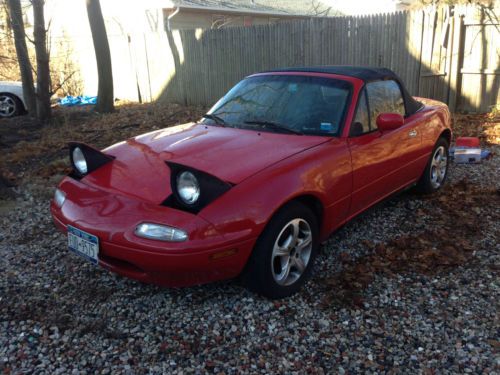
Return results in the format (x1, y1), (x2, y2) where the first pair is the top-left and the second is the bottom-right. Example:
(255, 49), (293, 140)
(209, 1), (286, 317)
(309, 0), (333, 16)
(7, 0), (36, 115)
(86, 0), (114, 113)
(31, 0), (50, 121)
(211, 15), (236, 29)
(1, 1), (13, 35)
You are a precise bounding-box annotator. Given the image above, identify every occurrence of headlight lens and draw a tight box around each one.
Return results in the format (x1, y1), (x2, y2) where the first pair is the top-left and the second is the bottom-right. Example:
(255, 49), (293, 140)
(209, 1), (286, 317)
(135, 223), (188, 242)
(72, 147), (88, 174)
(176, 171), (200, 205)
(54, 188), (66, 208)
(165, 162), (232, 214)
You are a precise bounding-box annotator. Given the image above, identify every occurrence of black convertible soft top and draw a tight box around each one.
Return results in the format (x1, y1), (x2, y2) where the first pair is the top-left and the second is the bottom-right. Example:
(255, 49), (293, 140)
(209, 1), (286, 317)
(264, 66), (423, 117)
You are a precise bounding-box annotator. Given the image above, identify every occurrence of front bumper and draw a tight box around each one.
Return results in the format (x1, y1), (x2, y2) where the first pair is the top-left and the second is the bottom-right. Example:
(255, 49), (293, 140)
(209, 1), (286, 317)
(51, 177), (256, 287)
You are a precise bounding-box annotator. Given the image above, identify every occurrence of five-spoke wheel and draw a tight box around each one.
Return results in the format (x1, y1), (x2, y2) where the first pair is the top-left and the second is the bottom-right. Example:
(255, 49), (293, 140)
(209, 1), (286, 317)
(416, 137), (450, 193)
(429, 145), (448, 189)
(0, 94), (21, 118)
(242, 202), (319, 299)
(271, 218), (313, 286)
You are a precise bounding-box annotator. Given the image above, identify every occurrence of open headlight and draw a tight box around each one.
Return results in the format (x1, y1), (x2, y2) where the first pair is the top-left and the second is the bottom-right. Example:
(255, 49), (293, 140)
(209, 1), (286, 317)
(177, 171), (200, 205)
(72, 147), (88, 174)
(68, 142), (115, 178)
(165, 162), (233, 214)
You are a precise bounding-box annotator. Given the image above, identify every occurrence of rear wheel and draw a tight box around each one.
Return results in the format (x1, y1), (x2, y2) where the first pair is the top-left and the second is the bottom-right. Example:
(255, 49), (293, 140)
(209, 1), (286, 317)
(416, 137), (449, 194)
(0, 93), (22, 118)
(242, 202), (319, 299)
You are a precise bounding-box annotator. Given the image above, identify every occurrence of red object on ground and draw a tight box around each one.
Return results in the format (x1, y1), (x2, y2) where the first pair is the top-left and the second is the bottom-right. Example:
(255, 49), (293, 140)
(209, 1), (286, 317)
(456, 137), (480, 148)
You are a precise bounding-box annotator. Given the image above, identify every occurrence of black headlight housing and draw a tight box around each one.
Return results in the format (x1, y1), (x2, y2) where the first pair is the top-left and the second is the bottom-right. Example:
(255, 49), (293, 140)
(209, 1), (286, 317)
(68, 142), (115, 179)
(163, 162), (232, 214)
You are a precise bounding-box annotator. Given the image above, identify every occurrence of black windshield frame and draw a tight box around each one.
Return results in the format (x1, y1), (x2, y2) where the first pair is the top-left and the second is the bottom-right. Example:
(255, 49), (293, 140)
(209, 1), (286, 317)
(203, 75), (353, 137)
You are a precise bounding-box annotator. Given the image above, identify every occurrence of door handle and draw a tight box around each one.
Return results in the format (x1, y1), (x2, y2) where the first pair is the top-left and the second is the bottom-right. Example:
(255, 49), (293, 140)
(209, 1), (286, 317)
(408, 129), (418, 138)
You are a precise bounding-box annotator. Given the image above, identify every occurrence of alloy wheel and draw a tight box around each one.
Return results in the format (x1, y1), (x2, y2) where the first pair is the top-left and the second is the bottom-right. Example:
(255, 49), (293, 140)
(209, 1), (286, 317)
(271, 218), (313, 286)
(0, 95), (17, 118)
(430, 145), (448, 189)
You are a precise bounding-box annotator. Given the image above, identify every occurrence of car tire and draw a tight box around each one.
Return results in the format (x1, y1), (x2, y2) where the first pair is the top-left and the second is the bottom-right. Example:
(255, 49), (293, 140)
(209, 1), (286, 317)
(242, 201), (319, 299)
(415, 137), (450, 194)
(0, 93), (23, 118)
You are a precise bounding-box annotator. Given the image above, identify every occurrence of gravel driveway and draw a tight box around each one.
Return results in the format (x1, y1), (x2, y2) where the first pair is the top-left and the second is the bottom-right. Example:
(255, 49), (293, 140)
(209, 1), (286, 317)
(1, 146), (499, 374)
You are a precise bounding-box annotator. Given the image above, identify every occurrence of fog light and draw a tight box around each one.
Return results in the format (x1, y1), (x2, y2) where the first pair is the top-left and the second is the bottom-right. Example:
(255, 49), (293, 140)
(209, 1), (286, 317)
(135, 223), (188, 242)
(54, 189), (66, 208)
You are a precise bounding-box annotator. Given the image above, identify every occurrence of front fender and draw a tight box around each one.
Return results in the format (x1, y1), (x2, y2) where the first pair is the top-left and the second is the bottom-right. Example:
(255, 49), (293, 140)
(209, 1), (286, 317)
(0, 85), (25, 107)
(199, 138), (352, 242)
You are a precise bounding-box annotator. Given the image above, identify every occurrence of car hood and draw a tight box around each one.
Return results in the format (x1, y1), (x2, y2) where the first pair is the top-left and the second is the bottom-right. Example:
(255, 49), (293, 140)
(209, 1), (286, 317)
(84, 123), (329, 204)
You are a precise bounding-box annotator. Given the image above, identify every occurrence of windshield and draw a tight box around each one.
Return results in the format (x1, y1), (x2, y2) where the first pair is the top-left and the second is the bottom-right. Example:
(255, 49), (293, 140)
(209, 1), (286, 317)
(203, 75), (351, 136)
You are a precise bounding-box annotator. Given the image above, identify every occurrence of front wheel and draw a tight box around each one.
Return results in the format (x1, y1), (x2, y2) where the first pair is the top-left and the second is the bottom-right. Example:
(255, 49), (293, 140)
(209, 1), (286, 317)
(242, 202), (319, 299)
(416, 137), (450, 194)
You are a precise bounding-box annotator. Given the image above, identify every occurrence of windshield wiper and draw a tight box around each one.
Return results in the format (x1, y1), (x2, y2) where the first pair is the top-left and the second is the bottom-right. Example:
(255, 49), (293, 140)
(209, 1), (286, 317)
(244, 120), (303, 135)
(203, 113), (226, 126)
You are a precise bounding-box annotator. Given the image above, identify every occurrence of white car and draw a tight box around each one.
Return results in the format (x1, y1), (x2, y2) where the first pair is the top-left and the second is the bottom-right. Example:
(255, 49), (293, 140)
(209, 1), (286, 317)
(0, 81), (27, 118)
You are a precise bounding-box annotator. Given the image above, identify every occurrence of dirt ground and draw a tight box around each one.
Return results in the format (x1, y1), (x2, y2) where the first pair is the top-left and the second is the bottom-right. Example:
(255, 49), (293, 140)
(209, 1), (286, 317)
(0, 102), (206, 185)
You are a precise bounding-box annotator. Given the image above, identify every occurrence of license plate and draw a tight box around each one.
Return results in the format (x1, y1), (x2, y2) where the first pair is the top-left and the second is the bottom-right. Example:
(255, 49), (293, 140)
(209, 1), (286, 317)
(67, 225), (99, 264)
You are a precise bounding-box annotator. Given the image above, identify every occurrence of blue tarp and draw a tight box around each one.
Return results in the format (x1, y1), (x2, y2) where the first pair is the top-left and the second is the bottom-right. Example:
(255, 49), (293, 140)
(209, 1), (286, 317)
(58, 95), (97, 107)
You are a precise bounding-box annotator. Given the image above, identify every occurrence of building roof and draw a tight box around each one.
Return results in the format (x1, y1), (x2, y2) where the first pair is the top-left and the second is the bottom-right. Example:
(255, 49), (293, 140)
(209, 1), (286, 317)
(263, 65), (423, 116)
(166, 0), (338, 17)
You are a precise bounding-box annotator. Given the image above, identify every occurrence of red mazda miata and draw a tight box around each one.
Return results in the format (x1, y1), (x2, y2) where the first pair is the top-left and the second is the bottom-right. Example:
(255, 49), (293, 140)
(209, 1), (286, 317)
(51, 66), (451, 298)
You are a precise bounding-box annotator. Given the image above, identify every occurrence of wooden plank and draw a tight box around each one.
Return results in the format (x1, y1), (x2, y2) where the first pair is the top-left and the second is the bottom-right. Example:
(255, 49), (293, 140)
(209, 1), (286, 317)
(381, 13), (388, 68)
(370, 15), (377, 66)
(389, 12), (396, 69)
(395, 12), (405, 77)
(363, 15), (369, 65)
(460, 68), (500, 74)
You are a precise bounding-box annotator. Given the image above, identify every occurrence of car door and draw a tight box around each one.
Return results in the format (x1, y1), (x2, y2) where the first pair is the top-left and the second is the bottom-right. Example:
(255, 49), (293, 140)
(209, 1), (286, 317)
(347, 80), (421, 217)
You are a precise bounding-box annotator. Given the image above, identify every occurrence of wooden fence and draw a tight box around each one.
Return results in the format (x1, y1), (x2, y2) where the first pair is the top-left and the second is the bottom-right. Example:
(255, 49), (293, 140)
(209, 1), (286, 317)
(84, 4), (499, 112)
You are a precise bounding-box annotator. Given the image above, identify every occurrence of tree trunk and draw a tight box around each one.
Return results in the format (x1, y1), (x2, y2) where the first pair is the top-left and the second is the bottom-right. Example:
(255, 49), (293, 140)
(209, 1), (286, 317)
(86, 0), (114, 113)
(7, 0), (36, 115)
(32, 0), (51, 122)
(1, 1), (13, 37)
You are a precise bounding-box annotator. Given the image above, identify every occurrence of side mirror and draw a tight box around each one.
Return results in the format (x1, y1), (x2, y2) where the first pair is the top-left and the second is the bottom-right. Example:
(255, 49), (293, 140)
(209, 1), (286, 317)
(376, 113), (404, 132)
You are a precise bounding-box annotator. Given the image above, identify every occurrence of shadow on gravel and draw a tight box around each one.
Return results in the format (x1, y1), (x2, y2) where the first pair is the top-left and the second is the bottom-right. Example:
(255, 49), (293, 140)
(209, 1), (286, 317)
(319, 179), (500, 307)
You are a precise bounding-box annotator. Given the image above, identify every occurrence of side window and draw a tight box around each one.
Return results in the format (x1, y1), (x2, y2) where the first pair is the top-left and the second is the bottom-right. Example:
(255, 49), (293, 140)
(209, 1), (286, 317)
(350, 89), (370, 136)
(365, 80), (405, 127)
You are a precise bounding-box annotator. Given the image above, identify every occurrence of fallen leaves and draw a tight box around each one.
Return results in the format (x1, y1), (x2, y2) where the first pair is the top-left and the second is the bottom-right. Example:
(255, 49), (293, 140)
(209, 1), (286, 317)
(322, 180), (500, 307)
(452, 111), (500, 145)
(0, 101), (206, 182)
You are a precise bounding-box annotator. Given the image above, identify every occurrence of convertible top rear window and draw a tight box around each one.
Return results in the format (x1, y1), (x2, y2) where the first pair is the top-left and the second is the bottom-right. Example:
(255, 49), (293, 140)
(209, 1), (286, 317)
(205, 75), (352, 136)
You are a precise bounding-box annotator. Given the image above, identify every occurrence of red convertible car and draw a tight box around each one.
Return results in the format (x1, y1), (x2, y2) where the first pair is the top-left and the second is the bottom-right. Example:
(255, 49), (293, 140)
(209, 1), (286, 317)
(51, 66), (451, 298)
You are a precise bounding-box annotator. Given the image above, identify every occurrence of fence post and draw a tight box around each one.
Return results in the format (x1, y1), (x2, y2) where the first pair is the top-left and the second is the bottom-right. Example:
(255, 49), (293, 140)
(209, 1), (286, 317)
(447, 11), (465, 112)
